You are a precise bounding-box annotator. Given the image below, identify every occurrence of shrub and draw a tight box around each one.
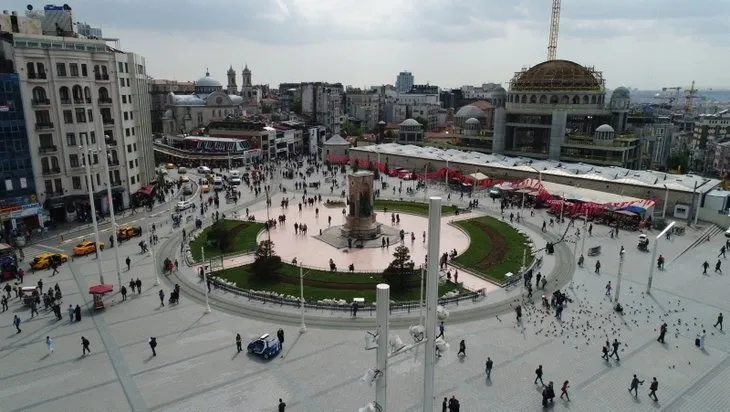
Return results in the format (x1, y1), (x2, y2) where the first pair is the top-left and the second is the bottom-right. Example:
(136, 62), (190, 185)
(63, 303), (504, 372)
(252, 240), (281, 277)
(382, 245), (416, 291)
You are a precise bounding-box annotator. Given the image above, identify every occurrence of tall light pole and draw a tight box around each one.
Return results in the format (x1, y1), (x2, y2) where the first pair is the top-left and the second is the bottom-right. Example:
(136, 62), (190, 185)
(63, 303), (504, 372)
(299, 261), (306, 333)
(100, 138), (123, 290)
(201, 246), (211, 313)
(418, 263), (425, 327)
(423, 196), (442, 411)
(614, 255), (624, 306)
(375, 283), (390, 409)
(80, 143), (105, 284)
(647, 221), (676, 294)
(146, 221), (160, 286)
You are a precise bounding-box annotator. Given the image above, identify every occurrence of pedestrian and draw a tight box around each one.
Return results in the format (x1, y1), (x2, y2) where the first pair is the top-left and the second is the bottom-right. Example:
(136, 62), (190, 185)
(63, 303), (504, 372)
(534, 364), (544, 385)
(714, 313), (723, 331)
(30, 300), (38, 318)
(129, 279), (136, 294)
(702, 261), (709, 274)
(68, 304), (74, 322)
(649, 377), (658, 401)
(158, 289), (165, 306)
(38, 278), (43, 294)
(121, 285), (127, 301)
(277, 328), (285, 349)
(136, 278), (142, 294)
(605, 281), (612, 296)
(278, 398), (286, 412)
(46, 336), (54, 354)
(126, 256), (131, 271)
(628, 374), (643, 397)
(448, 395), (460, 412)
(457, 339), (466, 357)
(595, 260), (601, 274)
(81, 336), (91, 355)
(611, 339), (621, 361)
(535, 273), (542, 288)
(13, 314), (21, 333)
(699, 330), (706, 350)
(442, 397), (448, 412)
(149, 337), (157, 356)
(1, 295), (7, 311)
(236, 333), (242, 352)
(721, 246), (726, 258)
(436, 321), (445, 339)
(560, 380), (570, 401)
(485, 357), (493, 379)
(716, 260), (722, 273)
(515, 305), (522, 322)
(658, 322), (667, 343)
(75, 304), (81, 322)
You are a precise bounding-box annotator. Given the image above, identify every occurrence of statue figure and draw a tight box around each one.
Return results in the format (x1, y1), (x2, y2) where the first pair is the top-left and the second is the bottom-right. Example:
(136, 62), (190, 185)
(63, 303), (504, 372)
(359, 191), (372, 217)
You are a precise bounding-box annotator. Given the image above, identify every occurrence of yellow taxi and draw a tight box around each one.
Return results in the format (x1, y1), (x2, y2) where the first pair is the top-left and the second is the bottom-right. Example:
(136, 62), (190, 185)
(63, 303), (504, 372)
(164, 163), (175, 169)
(117, 225), (142, 241)
(30, 252), (69, 270)
(72, 240), (105, 256)
(201, 184), (210, 193)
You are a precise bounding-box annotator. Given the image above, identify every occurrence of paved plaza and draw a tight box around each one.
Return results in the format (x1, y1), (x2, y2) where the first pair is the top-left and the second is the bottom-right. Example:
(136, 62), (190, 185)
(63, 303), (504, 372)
(2, 163), (730, 411)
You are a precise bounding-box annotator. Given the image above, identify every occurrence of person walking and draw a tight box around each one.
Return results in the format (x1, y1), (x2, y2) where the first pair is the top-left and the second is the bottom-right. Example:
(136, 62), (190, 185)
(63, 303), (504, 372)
(699, 330), (706, 350)
(81, 336), (91, 355)
(129, 279), (136, 294)
(716, 260), (723, 274)
(628, 374), (644, 397)
(560, 380), (570, 401)
(30, 300), (38, 318)
(158, 289), (165, 307)
(46, 336), (54, 354)
(125, 256), (131, 271)
(121, 285), (127, 301)
(13, 314), (21, 333)
(605, 281), (612, 296)
(278, 398), (286, 412)
(485, 357), (493, 379)
(611, 339), (621, 361)
(457, 339), (466, 357)
(702, 261), (710, 275)
(149, 337), (157, 356)
(602, 343), (610, 360)
(277, 328), (285, 349)
(51, 260), (59, 276)
(714, 313), (724, 331)
(658, 323), (667, 343)
(534, 364), (544, 385)
(37, 279), (43, 294)
(436, 321), (445, 339)
(135, 278), (142, 294)
(649, 377), (659, 402)
(442, 397), (448, 412)
(1, 295), (7, 312)
(595, 260), (601, 274)
(235, 333), (242, 352)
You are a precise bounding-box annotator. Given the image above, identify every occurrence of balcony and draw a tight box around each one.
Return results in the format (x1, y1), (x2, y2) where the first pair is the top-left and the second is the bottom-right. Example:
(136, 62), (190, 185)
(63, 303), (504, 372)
(60, 99), (71, 105)
(42, 167), (61, 175)
(94, 74), (110, 81)
(35, 122), (55, 131)
(38, 145), (58, 154)
(98, 97), (113, 105)
(102, 118), (115, 125)
(27, 72), (47, 80)
(32, 99), (51, 106)
(105, 139), (118, 147)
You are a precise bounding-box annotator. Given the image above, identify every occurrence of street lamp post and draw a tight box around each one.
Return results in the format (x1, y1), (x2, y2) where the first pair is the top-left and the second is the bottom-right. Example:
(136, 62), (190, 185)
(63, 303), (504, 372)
(614, 256), (624, 306)
(80, 144), (105, 284)
(423, 197), (442, 411)
(201, 246), (211, 313)
(146, 221), (160, 286)
(299, 261), (307, 333)
(374, 284), (390, 409)
(418, 263), (425, 327)
(100, 139), (123, 290)
(647, 221), (676, 294)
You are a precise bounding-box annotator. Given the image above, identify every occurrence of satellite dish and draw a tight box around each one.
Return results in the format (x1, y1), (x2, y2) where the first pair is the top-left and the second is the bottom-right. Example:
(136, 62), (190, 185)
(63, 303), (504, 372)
(26, 4), (33, 11)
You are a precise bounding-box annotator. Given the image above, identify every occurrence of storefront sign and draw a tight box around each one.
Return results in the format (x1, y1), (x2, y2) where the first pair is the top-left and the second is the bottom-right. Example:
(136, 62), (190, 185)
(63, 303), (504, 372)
(9, 204), (41, 219)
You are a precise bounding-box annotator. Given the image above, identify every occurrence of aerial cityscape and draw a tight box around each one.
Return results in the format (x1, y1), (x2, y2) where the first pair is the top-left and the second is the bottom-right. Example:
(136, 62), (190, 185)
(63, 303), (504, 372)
(1, 1), (730, 411)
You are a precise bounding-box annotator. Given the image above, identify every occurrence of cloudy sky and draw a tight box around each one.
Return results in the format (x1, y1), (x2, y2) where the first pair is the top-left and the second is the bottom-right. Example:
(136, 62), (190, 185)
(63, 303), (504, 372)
(8, 0), (730, 89)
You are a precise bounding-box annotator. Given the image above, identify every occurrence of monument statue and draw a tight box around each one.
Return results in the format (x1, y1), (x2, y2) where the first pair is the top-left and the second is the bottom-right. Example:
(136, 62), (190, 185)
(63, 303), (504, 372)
(343, 171), (380, 239)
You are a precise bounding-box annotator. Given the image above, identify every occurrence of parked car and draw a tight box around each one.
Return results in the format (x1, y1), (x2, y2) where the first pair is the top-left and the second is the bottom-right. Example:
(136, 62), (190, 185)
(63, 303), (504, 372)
(30, 252), (69, 270)
(117, 225), (142, 241)
(176, 200), (193, 211)
(247, 333), (281, 359)
(72, 240), (104, 256)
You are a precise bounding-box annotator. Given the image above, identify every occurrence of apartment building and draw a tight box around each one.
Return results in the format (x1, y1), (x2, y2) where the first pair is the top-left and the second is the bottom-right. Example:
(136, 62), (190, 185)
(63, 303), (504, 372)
(0, 9), (153, 222)
(300, 82), (343, 135)
(692, 112), (730, 173)
(345, 89), (381, 132)
(395, 71), (413, 93)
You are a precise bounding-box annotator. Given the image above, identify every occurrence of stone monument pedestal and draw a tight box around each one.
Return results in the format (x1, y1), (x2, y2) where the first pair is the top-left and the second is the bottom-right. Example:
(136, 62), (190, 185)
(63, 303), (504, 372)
(343, 171), (381, 240)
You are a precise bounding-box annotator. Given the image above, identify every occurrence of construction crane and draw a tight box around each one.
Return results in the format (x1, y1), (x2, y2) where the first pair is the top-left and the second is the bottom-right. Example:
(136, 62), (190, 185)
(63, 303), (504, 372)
(547, 0), (561, 60)
(684, 80), (697, 114)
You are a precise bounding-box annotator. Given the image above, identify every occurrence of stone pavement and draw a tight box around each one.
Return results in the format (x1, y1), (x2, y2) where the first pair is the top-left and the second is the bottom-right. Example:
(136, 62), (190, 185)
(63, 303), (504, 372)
(2, 162), (730, 411)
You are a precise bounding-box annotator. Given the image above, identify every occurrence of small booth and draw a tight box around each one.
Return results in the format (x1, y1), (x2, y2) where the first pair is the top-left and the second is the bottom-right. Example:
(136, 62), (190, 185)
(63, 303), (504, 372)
(89, 284), (113, 311)
(21, 286), (38, 306)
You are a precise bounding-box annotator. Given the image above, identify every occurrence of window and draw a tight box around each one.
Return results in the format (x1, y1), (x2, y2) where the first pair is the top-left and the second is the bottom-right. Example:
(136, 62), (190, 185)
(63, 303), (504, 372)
(75, 108), (86, 123)
(134, 159), (138, 167)
(90, 131), (96, 144)
(36, 63), (46, 78)
(125, 128), (130, 137)
(72, 176), (81, 189)
(133, 143), (137, 151)
(66, 133), (76, 146)
(127, 144), (132, 153)
(128, 160), (134, 169)
(128, 95), (132, 103)
(70, 63), (79, 77)
(122, 95), (127, 104)
(54, 178), (62, 192)
(119, 78), (125, 87)
(79, 132), (88, 146)
(123, 112), (129, 121)
(87, 109), (93, 122)
(59, 86), (70, 103)
(131, 175), (136, 184)
(31, 86), (47, 102)
(93, 154), (98, 164)
(96, 174), (101, 186)
(132, 128), (135, 136)
(69, 154), (79, 168)
(126, 79), (130, 87)
(35, 110), (51, 124)
(39, 133), (53, 148)
(81, 64), (88, 76)
(118, 62), (124, 72)
(72, 85), (83, 102)
(44, 180), (53, 194)
(56, 63), (67, 77)
(124, 62), (128, 73)
(26, 62), (35, 76)
(130, 112), (133, 120)
(63, 110), (73, 124)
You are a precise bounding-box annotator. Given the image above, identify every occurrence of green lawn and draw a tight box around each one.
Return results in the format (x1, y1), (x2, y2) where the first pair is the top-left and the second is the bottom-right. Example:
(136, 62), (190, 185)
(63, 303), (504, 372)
(189, 220), (264, 261)
(373, 199), (455, 217)
(213, 262), (461, 303)
(453, 216), (533, 283)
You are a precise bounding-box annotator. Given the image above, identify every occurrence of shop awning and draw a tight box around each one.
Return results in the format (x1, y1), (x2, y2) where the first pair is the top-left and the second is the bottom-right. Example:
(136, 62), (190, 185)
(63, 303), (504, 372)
(136, 185), (154, 196)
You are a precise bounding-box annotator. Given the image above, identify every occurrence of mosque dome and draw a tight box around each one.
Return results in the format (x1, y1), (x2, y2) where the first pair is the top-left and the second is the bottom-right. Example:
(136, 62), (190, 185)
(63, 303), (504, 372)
(511, 59), (603, 92)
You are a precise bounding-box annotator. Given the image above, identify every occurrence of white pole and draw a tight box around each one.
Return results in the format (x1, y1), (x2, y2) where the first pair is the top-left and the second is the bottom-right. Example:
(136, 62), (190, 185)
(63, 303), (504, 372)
(693, 189), (701, 227)
(100, 141), (123, 290)
(375, 283), (390, 411)
(201, 246), (211, 313)
(662, 185), (669, 218)
(521, 192), (525, 210)
(149, 222), (159, 286)
(418, 263), (425, 327)
(299, 262), (307, 333)
(559, 192), (565, 230)
(424, 164), (428, 202)
(580, 209), (587, 257)
(423, 196), (442, 412)
(444, 160), (449, 189)
(647, 221), (675, 294)
(614, 255), (624, 305)
(81, 144), (105, 284)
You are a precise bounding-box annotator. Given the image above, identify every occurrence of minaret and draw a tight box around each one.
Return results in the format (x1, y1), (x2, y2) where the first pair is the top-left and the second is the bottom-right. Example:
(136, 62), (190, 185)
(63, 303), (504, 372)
(242, 64), (251, 87)
(226, 65), (237, 94)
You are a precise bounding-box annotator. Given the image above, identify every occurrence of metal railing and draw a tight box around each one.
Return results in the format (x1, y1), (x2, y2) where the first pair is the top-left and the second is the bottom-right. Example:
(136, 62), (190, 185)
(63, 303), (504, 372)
(206, 276), (486, 314)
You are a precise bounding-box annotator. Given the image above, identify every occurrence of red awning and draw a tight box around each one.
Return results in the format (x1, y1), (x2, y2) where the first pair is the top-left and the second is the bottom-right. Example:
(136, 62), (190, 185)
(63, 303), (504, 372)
(89, 284), (113, 295)
(137, 185), (154, 196)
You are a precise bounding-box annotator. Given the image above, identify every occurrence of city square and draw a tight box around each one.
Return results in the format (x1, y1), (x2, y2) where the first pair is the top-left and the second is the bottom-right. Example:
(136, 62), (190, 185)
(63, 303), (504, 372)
(0, 163), (729, 412)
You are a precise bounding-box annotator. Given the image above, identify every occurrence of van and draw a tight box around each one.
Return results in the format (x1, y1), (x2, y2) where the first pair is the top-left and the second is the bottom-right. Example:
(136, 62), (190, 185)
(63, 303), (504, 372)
(213, 176), (224, 191)
(230, 177), (241, 186)
(230, 170), (241, 179)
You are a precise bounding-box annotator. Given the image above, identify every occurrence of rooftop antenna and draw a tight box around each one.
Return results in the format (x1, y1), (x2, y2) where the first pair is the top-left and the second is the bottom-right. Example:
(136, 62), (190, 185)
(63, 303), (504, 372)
(547, 0), (561, 60)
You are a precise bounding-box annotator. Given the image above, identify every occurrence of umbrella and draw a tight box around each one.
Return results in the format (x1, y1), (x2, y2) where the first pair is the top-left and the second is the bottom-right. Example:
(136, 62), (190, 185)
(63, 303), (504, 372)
(89, 284), (113, 295)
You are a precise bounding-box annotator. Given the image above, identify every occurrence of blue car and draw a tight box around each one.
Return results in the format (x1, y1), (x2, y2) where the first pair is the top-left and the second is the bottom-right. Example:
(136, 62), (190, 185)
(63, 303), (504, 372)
(247, 333), (281, 359)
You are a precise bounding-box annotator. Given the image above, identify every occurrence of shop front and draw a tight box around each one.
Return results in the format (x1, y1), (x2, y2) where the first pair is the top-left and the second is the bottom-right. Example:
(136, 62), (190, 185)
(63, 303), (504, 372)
(0, 202), (45, 238)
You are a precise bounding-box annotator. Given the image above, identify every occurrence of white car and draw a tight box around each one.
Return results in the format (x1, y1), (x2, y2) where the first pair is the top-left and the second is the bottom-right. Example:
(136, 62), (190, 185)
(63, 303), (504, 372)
(197, 166), (211, 174)
(230, 177), (241, 186)
(176, 200), (193, 211)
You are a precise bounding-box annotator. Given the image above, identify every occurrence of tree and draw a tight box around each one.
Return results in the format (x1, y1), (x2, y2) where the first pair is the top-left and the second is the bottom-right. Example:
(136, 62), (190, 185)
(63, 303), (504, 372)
(383, 245), (416, 291)
(251, 239), (281, 277)
(668, 151), (690, 173)
(290, 101), (302, 115)
(414, 116), (428, 130)
(342, 120), (363, 137)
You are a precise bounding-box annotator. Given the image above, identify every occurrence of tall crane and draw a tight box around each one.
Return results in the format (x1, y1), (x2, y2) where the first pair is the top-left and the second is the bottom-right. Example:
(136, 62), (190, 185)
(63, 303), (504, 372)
(684, 80), (697, 114)
(547, 0), (561, 60)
